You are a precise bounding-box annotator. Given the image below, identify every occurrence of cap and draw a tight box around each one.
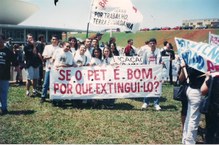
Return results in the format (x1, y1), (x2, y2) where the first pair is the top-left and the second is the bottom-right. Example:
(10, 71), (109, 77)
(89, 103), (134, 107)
(96, 32), (103, 37)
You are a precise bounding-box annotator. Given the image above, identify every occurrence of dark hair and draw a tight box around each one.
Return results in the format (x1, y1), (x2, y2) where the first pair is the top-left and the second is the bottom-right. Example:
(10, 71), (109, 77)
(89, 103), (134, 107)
(68, 36), (79, 50)
(149, 38), (157, 43)
(103, 46), (113, 58)
(92, 47), (102, 60)
(38, 34), (45, 41)
(51, 34), (59, 40)
(127, 39), (133, 43)
(0, 34), (6, 41)
(145, 40), (149, 45)
(109, 42), (119, 56)
(163, 40), (168, 46)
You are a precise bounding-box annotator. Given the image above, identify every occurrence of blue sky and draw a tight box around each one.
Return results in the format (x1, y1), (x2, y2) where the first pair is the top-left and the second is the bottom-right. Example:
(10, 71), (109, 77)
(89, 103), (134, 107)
(21, 0), (219, 30)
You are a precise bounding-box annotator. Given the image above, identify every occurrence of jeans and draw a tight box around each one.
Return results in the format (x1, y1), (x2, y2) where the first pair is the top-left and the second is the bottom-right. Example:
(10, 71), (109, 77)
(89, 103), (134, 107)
(182, 86), (202, 144)
(143, 97), (159, 106)
(41, 71), (50, 98)
(0, 80), (9, 111)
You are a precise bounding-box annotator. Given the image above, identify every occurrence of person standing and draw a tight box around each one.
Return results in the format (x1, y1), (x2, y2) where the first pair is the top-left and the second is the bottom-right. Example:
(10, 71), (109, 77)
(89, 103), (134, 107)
(36, 34), (46, 90)
(201, 72), (219, 144)
(124, 39), (136, 56)
(52, 42), (73, 68)
(161, 41), (175, 84)
(141, 38), (162, 111)
(180, 64), (205, 144)
(0, 34), (19, 115)
(40, 35), (61, 103)
(24, 33), (42, 97)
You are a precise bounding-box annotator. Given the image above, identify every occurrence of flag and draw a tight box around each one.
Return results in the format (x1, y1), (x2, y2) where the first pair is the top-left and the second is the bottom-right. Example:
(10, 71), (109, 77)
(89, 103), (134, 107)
(89, 0), (143, 32)
(209, 32), (219, 45)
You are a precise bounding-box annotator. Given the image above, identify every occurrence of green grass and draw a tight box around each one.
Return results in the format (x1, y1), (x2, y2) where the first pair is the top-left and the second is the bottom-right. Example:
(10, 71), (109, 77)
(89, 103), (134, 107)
(0, 83), (205, 144)
(74, 29), (219, 50)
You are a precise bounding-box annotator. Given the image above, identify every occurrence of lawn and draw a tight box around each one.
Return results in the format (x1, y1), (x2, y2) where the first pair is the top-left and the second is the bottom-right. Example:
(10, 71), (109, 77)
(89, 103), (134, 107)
(0, 83), (205, 144)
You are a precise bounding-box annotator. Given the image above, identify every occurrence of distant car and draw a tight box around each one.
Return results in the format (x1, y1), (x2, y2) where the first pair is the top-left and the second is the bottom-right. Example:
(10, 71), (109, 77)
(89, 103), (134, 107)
(151, 27), (161, 31)
(172, 26), (182, 30)
(161, 27), (171, 30)
(140, 28), (150, 31)
(196, 26), (207, 29)
(182, 26), (193, 30)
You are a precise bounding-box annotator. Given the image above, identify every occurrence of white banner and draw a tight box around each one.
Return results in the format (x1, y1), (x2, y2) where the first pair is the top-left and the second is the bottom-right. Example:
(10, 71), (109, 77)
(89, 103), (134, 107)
(161, 56), (170, 80)
(50, 65), (162, 100)
(114, 56), (143, 65)
(89, 0), (143, 32)
(175, 37), (219, 73)
(209, 32), (219, 45)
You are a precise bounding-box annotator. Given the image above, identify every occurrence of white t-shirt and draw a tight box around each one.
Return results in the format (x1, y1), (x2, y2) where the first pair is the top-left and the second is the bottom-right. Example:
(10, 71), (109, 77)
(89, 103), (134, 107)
(102, 57), (115, 65)
(142, 48), (161, 64)
(74, 51), (89, 66)
(90, 57), (102, 66)
(42, 44), (61, 71)
(53, 49), (73, 67)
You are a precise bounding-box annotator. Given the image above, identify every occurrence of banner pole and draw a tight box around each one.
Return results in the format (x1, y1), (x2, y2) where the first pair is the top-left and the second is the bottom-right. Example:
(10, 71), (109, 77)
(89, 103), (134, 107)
(86, 0), (94, 38)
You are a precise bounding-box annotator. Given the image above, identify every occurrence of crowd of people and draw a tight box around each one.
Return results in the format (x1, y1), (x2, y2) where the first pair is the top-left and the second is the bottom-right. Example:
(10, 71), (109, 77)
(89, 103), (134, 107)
(0, 32), (218, 144)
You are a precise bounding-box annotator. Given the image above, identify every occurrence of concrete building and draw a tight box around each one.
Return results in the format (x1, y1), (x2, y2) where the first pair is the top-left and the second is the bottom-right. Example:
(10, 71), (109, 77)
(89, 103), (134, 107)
(182, 18), (219, 28)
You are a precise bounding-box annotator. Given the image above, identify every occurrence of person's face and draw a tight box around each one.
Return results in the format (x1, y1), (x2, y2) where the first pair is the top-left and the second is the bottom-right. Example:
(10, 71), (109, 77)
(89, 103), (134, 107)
(69, 39), (76, 46)
(103, 48), (110, 57)
(85, 39), (91, 48)
(110, 44), (115, 50)
(27, 35), (34, 44)
(149, 41), (156, 50)
(51, 37), (59, 46)
(92, 40), (97, 47)
(94, 49), (100, 58)
(79, 45), (86, 55)
(63, 43), (71, 52)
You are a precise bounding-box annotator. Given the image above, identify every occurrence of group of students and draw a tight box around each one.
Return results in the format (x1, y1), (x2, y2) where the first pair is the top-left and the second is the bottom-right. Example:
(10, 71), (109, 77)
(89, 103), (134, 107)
(1, 32), (178, 111)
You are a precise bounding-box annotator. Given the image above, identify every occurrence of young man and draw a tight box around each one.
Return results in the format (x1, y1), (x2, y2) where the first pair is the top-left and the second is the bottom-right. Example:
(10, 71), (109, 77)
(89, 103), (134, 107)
(141, 38), (162, 111)
(41, 35), (61, 103)
(52, 42), (74, 68)
(24, 33), (42, 97)
(0, 34), (19, 115)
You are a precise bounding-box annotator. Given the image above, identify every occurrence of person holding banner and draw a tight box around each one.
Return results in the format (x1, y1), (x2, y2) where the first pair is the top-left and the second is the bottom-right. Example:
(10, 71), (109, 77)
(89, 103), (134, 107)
(74, 44), (90, 67)
(89, 47), (102, 66)
(141, 38), (162, 111)
(52, 42), (74, 68)
(201, 72), (219, 144)
(40, 35), (61, 103)
(102, 46), (116, 108)
(68, 37), (79, 55)
(161, 41), (175, 84)
(180, 64), (205, 144)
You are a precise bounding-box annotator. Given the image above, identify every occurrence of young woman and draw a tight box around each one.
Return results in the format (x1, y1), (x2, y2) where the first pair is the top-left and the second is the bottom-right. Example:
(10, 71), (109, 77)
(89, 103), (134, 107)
(89, 47), (102, 66)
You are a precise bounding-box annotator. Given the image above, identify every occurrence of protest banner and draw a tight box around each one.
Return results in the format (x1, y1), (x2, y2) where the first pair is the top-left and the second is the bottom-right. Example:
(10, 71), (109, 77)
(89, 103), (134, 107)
(50, 65), (162, 100)
(89, 0), (143, 32)
(175, 37), (219, 73)
(114, 56), (143, 65)
(209, 32), (219, 45)
(161, 56), (170, 80)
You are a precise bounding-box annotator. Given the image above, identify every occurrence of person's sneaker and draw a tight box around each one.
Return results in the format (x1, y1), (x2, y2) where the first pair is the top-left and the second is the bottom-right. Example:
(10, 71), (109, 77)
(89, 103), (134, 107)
(1, 109), (8, 115)
(32, 90), (37, 96)
(154, 105), (161, 111)
(40, 97), (46, 103)
(26, 91), (30, 97)
(141, 103), (148, 110)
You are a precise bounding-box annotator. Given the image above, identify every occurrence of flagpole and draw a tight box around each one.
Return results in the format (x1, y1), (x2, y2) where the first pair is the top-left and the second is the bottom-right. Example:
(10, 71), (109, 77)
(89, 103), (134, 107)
(86, 0), (94, 38)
